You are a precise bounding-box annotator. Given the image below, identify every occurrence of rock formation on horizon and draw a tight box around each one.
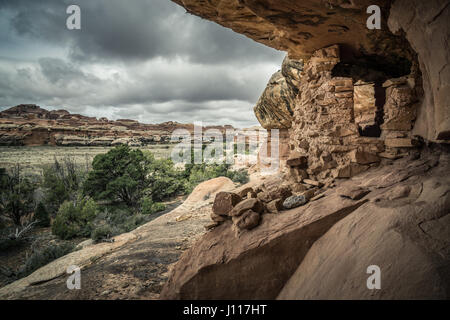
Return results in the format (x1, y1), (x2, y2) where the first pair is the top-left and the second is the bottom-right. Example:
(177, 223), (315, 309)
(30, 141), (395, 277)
(0, 104), (237, 147)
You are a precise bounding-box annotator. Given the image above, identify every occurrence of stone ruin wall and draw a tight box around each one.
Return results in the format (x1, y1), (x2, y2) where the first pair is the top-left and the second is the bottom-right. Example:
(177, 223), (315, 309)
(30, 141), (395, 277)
(170, 0), (450, 186)
(256, 43), (423, 186)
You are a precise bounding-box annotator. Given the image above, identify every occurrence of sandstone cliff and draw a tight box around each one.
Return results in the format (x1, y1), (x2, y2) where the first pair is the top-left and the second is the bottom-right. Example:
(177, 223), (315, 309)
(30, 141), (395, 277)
(0, 104), (235, 147)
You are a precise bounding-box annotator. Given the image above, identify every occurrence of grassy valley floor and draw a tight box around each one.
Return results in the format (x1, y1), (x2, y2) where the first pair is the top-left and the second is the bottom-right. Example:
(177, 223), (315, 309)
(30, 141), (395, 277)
(0, 145), (174, 175)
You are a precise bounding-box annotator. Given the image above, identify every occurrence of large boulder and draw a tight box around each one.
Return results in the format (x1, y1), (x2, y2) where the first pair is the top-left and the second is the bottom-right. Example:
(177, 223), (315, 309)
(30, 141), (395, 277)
(212, 192), (242, 216)
(233, 210), (261, 231)
(229, 198), (264, 217)
(160, 194), (368, 299)
(253, 68), (296, 129)
(253, 55), (303, 130)
(283, 195), (308, 209)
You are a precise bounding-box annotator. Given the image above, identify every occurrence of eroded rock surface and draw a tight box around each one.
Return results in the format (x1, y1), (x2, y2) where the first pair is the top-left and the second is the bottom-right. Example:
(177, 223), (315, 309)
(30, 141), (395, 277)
(161, 194), (368, 299)
(161, 147), (450, 299)
(254, 57), (302, 129)
(172, 0), (409, 60)
(278, 151), (450, 299)
(389, 0), (450, 141)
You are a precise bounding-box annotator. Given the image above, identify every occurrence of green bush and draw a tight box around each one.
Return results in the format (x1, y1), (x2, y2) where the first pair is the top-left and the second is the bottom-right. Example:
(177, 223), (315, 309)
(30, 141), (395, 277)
(42, 157), (84, 214)
(83, 146), (152, 206)
(91, 225), (113, 242)
(144, 155), (186, 201)
(182, 161), (249, 192)
(52, 197), (98, 240)
(88, 205), (154, 240)
(140, 197), (166, 215)
(106, 207), (133, 226)
(83, 146), (186, 206)
(34, 202), (50, 227)
(0, 165), (36, 226)
(226, 169), (249, 184)
(140, 197), (153, 215)
(20, 243), (75, 277)
(122, 214), (146, 232)
(151, 202), (166, 213)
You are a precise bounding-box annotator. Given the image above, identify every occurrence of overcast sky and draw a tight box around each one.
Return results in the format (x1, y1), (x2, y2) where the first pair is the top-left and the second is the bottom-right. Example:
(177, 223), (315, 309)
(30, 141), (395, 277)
(0, 0), (284, 128)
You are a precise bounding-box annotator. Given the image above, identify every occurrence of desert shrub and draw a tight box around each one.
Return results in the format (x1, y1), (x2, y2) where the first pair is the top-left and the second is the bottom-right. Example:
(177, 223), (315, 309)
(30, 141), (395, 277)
(151, 202), (166, 213)
(106, 207), (133, 226)
(106, 208), (146, 233)
(0, 236), (25, 251)
(42, 156), (85, 215)
(52, 197), (98, 240)
(83, 146), (186, 207)
(122, 214), (147, 232)
(183, 162), (224, 192)
(0, 221), (37, 251)
(91, 224), (113, 241)
(140, 197), (153, 215)
(144, 154), (186, 201)
(34, 202), (50, 227)
(0, 165), (36, 226)
(140, 197), (166, 215)
(183, 161), (249, 192)
(20, 242), (75, 277)
(226, 169), (249, 184)
(88, 205), (153, 240)
(83, 146), (152, 206)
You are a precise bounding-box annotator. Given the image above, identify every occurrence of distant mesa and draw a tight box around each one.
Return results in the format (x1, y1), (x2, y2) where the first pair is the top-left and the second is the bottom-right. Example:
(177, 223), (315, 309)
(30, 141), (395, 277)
(0, 104), (240, 147)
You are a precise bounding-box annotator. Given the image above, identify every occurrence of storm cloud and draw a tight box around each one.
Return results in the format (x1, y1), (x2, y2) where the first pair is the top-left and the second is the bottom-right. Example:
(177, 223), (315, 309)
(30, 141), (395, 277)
(0, 0), (285, 127)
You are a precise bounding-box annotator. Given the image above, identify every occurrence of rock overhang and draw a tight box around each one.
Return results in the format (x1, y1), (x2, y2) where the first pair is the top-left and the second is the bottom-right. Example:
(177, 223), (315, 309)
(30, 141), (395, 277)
(171, 0), (450, 142)
(171, 0), (409, 61)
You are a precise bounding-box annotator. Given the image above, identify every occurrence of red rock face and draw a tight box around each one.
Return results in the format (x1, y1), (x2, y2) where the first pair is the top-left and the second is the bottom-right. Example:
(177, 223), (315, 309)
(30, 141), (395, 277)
(0, 104), (236, 147)
(212, 192), (242, 216)
(161, 149), (450, 300)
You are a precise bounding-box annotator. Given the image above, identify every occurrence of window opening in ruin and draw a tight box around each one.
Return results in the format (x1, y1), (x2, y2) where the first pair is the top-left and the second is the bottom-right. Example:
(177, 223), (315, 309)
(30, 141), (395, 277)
(332, 46), (411, 137)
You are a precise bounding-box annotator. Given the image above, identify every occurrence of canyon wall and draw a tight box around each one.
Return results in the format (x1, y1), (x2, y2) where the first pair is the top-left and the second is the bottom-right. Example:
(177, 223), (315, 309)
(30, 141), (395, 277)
(0, 104), (235, 147)
(388, 0), (450, 140)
